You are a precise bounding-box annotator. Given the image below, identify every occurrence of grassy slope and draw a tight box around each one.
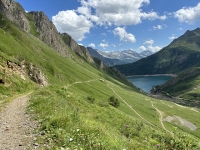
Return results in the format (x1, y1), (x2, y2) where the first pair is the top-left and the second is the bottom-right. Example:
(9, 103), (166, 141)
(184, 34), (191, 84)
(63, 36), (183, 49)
(0, 19), (200, 149)
(114, 28), (200, 76)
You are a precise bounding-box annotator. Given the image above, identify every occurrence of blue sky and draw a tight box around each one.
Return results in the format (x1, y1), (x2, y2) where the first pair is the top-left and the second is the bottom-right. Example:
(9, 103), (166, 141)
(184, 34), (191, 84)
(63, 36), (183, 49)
(16, 0), (200, 53)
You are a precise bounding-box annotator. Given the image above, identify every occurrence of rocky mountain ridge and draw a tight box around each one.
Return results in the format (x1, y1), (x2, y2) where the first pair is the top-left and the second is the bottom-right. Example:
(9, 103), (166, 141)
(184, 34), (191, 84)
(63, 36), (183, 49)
(0, 0), (93, 63)
(87, 47), (153, 66)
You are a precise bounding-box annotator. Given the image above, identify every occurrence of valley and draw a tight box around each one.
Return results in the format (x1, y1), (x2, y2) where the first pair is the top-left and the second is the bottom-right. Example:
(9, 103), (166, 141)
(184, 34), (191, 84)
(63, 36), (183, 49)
(0, 0), (200, 149)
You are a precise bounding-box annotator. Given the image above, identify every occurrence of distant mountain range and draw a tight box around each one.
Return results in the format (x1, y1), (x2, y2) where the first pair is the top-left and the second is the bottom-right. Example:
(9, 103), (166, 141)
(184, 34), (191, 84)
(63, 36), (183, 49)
(87, 47), (153, 66)
(115, 27), (200, 76)
(115, 27), (200, 106)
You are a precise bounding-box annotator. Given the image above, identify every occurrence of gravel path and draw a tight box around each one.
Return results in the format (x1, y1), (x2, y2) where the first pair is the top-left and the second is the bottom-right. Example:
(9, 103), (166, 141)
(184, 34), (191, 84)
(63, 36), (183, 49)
(0, 93), (37, 150)
(151, 101), (174, 136)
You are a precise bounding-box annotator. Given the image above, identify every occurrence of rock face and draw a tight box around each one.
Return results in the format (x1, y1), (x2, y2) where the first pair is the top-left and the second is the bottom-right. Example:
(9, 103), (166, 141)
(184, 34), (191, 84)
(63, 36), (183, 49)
(0, 0), (94, 63)
(0, 0), (30, 32)
(6, 60), (48, 86)
(61, 33), (94, 63)
(28, 63), (48, 86)
(28, 11), (71, 57)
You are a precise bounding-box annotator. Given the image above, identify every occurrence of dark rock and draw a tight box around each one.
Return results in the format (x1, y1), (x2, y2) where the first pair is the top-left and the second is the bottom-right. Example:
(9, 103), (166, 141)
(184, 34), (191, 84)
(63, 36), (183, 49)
(0, 79), (5, 84)
(33, 143), (39, 146)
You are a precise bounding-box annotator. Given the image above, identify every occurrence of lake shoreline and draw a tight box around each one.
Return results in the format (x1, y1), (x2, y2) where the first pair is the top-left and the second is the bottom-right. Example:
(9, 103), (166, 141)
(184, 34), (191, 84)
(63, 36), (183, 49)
(126, 74), (177, 78)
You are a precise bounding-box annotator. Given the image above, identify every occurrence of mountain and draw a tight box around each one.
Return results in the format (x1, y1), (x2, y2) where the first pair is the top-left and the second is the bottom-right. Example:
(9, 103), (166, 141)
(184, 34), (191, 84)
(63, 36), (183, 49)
(115, 27), (200, 106)
(87, 47), (153, 66)
(115, 28), (200, 76)
(0, 0), (200, 149)
(0, 0), (93, 62)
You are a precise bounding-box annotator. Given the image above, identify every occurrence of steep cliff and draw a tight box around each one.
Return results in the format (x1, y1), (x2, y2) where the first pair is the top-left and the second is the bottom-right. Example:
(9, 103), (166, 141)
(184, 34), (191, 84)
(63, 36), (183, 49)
(28, 11), (71, 57)
(0, 0), (30, 32)
(61, 33), (94, 63)
(0, 0), (94, 63)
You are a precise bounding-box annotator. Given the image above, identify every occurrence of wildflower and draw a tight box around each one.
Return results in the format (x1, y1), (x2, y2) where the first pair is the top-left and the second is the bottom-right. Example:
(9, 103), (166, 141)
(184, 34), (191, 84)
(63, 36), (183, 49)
(125, 125), (129, 128)
(77, 129), (80, 132)
(69, 138), (73, 142)
(156, 144), (160, 147)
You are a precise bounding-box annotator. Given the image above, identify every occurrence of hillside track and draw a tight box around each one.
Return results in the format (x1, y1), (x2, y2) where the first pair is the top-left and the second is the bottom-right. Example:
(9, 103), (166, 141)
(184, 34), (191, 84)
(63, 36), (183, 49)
(151, 101), (174, 136)
(0, 93), (37, 150)
(65, 78), (156, 127)
(106, 83), (155, 127)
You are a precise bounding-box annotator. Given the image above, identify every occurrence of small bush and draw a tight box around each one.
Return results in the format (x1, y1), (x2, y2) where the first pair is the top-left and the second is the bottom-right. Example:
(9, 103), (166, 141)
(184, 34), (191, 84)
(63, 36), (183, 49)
(87, 96), (95, 103)
(108, 96), (120, 108)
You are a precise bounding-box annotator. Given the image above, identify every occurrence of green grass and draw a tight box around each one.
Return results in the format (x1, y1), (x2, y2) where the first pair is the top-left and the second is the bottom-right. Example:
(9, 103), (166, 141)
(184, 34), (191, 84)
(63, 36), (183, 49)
(0, 15), (200, 149)
(26, 13), (39, 37)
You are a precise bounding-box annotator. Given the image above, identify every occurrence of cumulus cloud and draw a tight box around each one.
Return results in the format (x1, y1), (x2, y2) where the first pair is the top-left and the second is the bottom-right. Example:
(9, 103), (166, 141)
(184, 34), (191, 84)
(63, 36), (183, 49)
(88, 43), (95, 48)
(144, 39), (154, 45)
(99, 43), (109, 49)
(52, 10), (93, 41)
(78, 0), (167, 26)
(139, 46), (147, 51)
(169, 34), (177, 40)
(52, 0), (167, 41)
(153, 24), (167, 30)
(148, 45), (162, 52)
(174, 3), (200, 24)
(144, 39), (162, 52)
(113, 27), (136, 43)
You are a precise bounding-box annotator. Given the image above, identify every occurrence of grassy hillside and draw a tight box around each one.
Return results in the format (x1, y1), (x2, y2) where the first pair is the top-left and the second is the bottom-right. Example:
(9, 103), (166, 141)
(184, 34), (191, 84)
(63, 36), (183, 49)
(151, 67), (200, 107)
(0, 15), (200, 149)
(115, 28), (200, 76)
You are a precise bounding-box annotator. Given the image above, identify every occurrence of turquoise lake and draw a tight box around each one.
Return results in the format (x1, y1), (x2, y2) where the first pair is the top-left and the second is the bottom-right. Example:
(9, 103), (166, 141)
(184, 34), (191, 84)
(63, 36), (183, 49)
(127, 75), (172, 93)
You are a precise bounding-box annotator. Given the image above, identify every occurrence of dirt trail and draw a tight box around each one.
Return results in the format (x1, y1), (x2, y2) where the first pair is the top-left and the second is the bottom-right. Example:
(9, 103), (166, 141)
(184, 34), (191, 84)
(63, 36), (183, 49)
(151, 101), (174, 136)
(106, 83), (155, 126)
(0, 93), (37, 150)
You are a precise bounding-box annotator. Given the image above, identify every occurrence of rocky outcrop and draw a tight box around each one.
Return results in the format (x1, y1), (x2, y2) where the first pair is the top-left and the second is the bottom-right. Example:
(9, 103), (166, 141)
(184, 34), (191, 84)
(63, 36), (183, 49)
(0, 0), (30, 32)
(61, 33), (94, 63)
(7, 60), (26, 80)
(6, 60), (48, 86)
(28, 63), (48, 86)
(28, 11), (71, 57)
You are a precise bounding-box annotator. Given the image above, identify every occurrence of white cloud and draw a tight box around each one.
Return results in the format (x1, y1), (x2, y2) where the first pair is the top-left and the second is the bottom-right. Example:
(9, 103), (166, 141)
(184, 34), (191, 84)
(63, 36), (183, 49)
(169, 34), (177, 40)
(101, 33), (107, 36)
(174, 3), (200, 24)
(52, 10), (93, 41)
(78, 43), (83, 46)
(99, 43), (109, 49)
(178, 27), (183, 30)
(139, 46), (147, 51)
(144, 39), (154, 45)
(113, 27), (136, 43)
(148, 45), (162, 52)
(78, 0), (167, 26)
(143, 39), (162, 52)
(153, 24), (167, 30)
(88, 43), (95, 48)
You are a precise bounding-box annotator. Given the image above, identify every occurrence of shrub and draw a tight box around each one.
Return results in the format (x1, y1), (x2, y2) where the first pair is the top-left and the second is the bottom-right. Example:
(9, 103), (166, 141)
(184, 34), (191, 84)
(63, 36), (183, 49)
(87, 96), (95, 103)
(108, 96), (120, 108)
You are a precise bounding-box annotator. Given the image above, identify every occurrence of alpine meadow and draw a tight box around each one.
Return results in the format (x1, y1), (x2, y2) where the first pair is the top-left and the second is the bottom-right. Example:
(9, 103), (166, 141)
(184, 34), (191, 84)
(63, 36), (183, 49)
(0, 0), (200, 150)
